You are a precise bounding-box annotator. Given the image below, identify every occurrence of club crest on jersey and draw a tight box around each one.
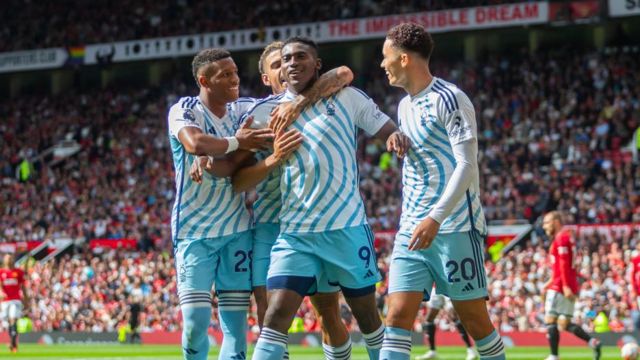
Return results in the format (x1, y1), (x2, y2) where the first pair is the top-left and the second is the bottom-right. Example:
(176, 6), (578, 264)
(420, 110), (428, 126)
(326, 101), (335, 116)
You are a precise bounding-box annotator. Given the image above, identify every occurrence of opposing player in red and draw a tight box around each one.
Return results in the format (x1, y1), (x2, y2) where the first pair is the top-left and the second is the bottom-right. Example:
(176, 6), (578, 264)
(542, 211), (601, 360)
(0, 253), (28, 353)
(630, 242), (640, 314)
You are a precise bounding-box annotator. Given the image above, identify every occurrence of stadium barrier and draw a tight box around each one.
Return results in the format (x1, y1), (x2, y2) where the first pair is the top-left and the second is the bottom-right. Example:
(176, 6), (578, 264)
(1, 331), (635, 347)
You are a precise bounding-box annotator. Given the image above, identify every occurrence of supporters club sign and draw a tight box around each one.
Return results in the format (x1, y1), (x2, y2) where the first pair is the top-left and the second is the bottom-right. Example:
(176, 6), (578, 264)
(83, 2), (549, 65)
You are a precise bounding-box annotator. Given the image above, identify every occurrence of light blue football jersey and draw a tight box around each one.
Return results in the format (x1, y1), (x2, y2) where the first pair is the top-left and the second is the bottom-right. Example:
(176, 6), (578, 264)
(397, 78), (487, 237)
(246, 87), (389, 233)
(168, 96), (256, 242)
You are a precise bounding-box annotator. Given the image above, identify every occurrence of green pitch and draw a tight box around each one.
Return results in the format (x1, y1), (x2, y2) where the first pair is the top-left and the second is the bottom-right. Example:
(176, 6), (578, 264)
(0, 344), (621, 359)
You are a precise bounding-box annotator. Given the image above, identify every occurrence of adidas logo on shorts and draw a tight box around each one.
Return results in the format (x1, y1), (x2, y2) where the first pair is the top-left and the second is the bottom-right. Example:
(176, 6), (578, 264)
(462, 283), (475, 292)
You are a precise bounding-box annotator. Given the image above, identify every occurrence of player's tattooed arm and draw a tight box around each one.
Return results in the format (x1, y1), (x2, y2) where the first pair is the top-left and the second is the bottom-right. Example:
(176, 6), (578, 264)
(269, 66), (354, 133)
(231, 129), (303, 193)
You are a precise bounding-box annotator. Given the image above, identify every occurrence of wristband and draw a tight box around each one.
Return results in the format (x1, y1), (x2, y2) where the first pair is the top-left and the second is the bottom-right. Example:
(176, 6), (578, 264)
(225, 136), (239, 153)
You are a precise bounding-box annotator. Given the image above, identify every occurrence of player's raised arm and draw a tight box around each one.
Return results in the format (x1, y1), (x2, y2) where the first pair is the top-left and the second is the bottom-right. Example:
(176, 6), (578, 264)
(269, 66), (354, 133)
(231, 129), (303, 193)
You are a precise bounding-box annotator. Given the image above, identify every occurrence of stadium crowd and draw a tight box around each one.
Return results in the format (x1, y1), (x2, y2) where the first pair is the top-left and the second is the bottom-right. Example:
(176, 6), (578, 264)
(3, 0), (527, 52)
(1, 46), (639, 333)
(16, 229), (640, 334)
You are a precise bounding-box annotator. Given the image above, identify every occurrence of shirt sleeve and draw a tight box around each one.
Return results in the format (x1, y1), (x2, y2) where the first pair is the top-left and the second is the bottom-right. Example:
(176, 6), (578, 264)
(168, 104), (202, 138)
(427, 139), (478, 224)
(350, 87), (391, 136)
(441, 88), (476, 146)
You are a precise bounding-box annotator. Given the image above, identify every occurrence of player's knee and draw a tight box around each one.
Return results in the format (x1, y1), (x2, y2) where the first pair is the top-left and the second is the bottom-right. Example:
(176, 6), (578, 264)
(557, 315), (570, 331)
(457, 313), (493, 339)
(384, 306), (414, 330)
(544, 316), (557, 325)
(350, 306), (381, 333)
(312, 294), (342, 328)
(263, 297), (300, 332)
(344, 293), (381, 332)
(182, 307), (211, 342)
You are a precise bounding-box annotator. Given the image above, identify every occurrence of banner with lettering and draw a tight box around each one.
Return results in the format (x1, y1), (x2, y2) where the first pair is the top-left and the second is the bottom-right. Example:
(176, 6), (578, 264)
(84, 2), (548, 64)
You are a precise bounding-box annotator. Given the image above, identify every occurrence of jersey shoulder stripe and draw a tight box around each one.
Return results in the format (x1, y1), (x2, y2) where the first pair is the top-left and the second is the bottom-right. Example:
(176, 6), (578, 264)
(434, 80), (460, 109)
(431, 82), (458, 114)
(181, 96), (198, 109)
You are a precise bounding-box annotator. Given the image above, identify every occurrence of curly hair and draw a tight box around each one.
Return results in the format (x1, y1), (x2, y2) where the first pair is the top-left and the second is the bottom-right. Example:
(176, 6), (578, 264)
(191, 48), (231, 86)
(258, 41), (284, 74)
(386, 23), (434, 61)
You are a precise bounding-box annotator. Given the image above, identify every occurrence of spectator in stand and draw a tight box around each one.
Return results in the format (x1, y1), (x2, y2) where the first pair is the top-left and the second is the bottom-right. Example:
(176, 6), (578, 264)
(1, 0), (520, 52)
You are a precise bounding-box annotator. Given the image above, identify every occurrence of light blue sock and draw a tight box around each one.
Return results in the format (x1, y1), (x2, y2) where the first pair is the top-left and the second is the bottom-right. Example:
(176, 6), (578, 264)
(363, 324), (385, 359)
(379, 327), (412, 360)
(476, 330), (506, 360)
(323, 338), (352, 360)
(180, 291), (212, 360)
(218, 292), (251, 359)
(251, 327), (288, 360)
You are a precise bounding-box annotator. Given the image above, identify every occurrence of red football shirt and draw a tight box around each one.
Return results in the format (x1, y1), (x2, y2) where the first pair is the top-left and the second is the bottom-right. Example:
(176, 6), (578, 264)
(0, 268), (25, 301)
(549, 230), (579, 294)
(631, 255), (640, 294)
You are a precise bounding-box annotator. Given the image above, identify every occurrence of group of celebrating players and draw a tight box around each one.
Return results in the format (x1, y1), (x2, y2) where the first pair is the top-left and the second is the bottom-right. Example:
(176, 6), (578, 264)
(168, 22), (504, 360)
(0, 21), (608, 360)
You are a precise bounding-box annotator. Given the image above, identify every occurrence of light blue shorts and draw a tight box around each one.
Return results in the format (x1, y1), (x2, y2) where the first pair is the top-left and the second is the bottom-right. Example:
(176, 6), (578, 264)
(175, 231), (253, 294)
(388, 230), (488, 301)
(252, 222), (280, 287)
(267, 224), (380, 297)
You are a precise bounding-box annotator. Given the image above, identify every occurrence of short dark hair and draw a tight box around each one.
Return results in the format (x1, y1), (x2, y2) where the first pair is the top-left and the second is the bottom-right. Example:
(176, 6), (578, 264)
(282, 36), (318, 57)
(258, 41), (284, 74)
(386, 23), (434, 61)
(191, 48), (231, 86)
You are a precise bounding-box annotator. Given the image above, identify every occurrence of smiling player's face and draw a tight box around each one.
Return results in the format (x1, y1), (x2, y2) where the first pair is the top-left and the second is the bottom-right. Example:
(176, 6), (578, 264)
(281, 42), (321, 94)
(200, 57), (240, 103)
(381, 39), (406, 88)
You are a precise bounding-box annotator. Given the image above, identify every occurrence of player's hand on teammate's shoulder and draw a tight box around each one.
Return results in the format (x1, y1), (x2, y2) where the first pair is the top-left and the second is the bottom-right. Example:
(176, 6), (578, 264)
(409, 216), (441, 251)
(386, 130), (411, 158)
(236, 116), (275, 150)
(267, 129), (303, 166)
(269, 101), (303, 134)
